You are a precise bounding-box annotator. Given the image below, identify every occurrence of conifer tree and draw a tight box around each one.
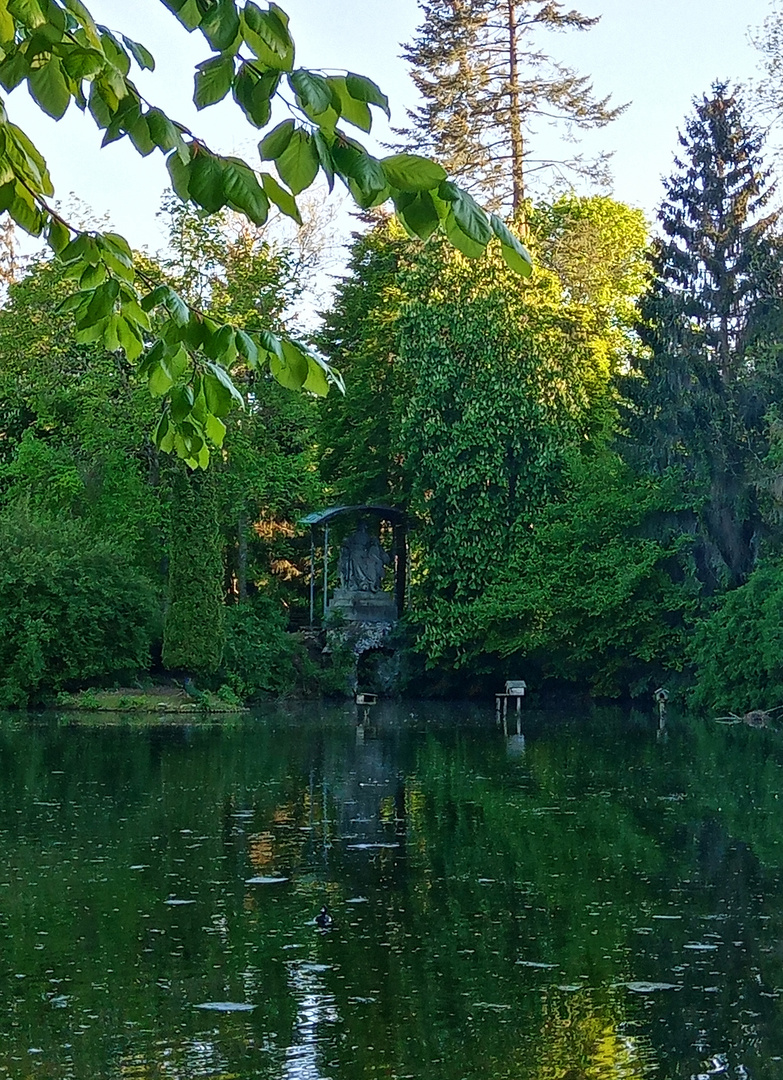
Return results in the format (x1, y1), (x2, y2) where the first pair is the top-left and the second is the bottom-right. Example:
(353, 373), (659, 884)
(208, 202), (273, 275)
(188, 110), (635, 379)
(396, 0), (624, 212)
(624, 82), (783, 589)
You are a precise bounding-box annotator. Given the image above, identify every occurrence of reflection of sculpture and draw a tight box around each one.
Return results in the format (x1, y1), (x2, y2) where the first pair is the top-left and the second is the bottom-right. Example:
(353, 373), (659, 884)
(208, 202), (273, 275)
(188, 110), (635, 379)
(339, 521), (391, 593)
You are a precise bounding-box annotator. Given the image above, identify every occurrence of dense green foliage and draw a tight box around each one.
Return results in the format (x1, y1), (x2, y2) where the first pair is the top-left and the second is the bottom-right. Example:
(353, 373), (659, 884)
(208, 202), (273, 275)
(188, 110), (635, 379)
(0, 0), (530, 470)
(0, 507), (158, 706)
(623, 83), (783, 592)
(689, 557), (783, 713)
(162, 466), (226, 674)
(5, 9), (783, 712)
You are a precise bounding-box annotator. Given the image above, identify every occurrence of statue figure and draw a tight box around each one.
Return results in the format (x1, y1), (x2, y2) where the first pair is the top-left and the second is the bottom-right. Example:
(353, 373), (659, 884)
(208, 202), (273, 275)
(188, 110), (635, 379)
(338, 521), (391, 593)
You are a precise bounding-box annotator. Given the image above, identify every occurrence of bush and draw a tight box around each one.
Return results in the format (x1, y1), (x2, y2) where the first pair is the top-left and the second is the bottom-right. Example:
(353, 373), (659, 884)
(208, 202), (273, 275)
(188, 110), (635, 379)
(689, 557), (783, 714)
(0, 508), (159, 707)
(222, 596), (311, 700)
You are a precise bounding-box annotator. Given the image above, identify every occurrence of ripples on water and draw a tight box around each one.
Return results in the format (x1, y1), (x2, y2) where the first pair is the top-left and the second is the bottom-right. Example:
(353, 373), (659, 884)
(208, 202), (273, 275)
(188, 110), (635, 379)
(0, 703), (781, 1079)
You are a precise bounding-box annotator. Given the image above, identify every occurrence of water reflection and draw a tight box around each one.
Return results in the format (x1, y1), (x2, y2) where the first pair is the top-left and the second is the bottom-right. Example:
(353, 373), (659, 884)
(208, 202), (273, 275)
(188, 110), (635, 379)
(0, 705), (781, 1077)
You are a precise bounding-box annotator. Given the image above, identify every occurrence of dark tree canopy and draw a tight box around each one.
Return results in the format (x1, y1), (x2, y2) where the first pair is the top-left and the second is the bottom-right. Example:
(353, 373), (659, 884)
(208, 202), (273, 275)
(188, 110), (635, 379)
(624, 82), (783, 589)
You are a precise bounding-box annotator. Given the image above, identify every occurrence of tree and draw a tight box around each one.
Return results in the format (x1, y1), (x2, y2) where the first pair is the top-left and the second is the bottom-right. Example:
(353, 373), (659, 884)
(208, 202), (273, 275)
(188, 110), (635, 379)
(317, 195), (647, 513)
(317, 196), (651, 692)
(396, 0), (624, 213)
(0, 0), (531, 471)
(623, 82), (783, 590)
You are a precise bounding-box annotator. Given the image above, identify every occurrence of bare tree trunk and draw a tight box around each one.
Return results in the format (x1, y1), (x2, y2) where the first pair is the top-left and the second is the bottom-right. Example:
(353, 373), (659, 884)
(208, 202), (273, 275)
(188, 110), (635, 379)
(507, 0), (525, 217)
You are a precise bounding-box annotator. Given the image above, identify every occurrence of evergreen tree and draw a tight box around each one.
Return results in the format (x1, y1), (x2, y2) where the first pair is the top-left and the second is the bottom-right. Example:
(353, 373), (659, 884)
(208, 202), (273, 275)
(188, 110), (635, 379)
(396, 0), (624, 212)
(624, 82), (783, 589)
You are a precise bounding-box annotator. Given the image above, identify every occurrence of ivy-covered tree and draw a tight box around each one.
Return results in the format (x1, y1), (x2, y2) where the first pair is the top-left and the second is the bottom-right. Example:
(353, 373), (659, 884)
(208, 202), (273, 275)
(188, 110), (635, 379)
(623, 82), (783, 590)
(0, 0), (531, 471)
(317, 196), (651, 690)
(396, 0), (624, 211)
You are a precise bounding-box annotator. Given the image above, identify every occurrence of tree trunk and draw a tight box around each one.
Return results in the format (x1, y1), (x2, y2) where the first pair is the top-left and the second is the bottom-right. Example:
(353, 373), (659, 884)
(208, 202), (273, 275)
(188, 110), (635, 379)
(507, 0), (525, 216)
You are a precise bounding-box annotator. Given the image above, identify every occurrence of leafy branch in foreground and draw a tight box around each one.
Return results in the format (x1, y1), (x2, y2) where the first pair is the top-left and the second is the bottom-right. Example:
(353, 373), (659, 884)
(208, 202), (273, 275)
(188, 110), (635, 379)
(0, 0), (532, 468)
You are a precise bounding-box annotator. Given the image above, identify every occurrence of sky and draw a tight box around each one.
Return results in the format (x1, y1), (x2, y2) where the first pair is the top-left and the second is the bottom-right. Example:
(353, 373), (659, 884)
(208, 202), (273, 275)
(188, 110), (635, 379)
(4, 0), (781, 260)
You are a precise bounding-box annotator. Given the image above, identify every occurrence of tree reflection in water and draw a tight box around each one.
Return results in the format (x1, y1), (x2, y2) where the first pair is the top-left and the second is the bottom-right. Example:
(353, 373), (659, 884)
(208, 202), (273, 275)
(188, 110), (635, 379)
(0, 705), (779, 1078)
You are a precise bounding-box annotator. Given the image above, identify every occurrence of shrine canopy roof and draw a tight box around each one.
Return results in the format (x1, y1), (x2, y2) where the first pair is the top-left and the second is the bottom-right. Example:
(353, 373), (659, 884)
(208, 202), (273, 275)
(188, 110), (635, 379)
(300, 505), (407, 528)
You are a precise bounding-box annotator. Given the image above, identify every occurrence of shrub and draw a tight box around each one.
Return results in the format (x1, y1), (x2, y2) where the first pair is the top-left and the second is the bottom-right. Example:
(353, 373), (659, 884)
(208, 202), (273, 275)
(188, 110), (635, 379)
(689, 556), (783, 714)
(0, 507), (159, 707)
(222, 596), (309, 700)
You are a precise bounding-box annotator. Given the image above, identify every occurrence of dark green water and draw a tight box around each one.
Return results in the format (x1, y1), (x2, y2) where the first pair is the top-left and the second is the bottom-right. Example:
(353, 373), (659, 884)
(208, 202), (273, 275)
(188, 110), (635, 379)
(0, 704), (781, 1080)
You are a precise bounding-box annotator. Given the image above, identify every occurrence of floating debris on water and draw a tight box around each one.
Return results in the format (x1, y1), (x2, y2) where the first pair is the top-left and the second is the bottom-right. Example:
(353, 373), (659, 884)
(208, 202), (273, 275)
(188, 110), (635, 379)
(194, 1002), (255, 1012)
(346, 843), (400, 850)
(625, 982), (681, 993)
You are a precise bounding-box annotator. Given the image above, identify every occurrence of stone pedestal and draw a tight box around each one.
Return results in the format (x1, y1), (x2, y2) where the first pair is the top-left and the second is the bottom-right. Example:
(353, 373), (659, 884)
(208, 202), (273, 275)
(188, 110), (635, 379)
(329, 587), (398, 624)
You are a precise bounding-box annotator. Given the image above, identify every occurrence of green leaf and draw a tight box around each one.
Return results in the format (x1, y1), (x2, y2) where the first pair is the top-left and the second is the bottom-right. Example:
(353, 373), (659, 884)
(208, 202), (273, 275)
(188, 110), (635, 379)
(304, 354), (330, 396)
(83, 276), (120, 323)
(328, 76), (371, 133)
(381, 153), (447, 192)
(163, 0), (201, 31)
(147, 108), (181, 152)
(448, 186), (492, 245)
(241, 2), (293, 70)
(188, 149), (225, 213)
(170, 383), (195, 421)
(162, 286), (189, 325)
(235, 329), (259, 367)
(204, 323), (238, 365)
(258, 118), (294, 161)
(28, 56), (70, 120)
(204, 359), (244, 405)
(444, 207), (485, 259)
(258, 328), (283, 359)
(333, 140), (387, 207)
(6, 122), (53, 195)
(127, 113), (155, 156)
(344, 72), (390, 119)
(394, 190), (440, 240)
(222, 158), (269, 225)
(166, 149), (192, 201)
(47, 216), (70, 254)
(490, 214), (533, 277)
(153, 412), (170, 449)
(60, 44), (105, 81)
(205, 412), (227, 447)
(232, 62), (277, 128)
(313, 130), (335, 191)
(79, 262), (106, 289)
(121, 35), (155, 71)
(200, 0), (241, 52)
(0, 51), (31, 92)
(8, 0), (45, 30)
(289, 69), (332, 117)
(270, 338), (308, 390)
(116, 316), (144, 360)
(194, 53), (234, 109)
(260, 171), (302, 224)
(149, 361), (173, 397)
(275, 129), (319, 195)
(203, 371), (233, 417)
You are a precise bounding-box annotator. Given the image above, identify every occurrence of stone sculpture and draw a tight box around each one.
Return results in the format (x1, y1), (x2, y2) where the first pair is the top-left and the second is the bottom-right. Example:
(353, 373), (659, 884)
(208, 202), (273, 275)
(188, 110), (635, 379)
(338, 521), (390, 593)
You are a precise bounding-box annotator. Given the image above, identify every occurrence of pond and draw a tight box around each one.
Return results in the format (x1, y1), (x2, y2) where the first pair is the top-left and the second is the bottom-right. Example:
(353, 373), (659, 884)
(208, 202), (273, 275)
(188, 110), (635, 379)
(0, 702), (781, 1079)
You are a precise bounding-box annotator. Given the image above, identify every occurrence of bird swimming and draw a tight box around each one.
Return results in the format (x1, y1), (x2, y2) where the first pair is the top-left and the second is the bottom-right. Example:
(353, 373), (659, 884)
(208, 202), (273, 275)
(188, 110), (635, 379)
(315, 906), (333, 929)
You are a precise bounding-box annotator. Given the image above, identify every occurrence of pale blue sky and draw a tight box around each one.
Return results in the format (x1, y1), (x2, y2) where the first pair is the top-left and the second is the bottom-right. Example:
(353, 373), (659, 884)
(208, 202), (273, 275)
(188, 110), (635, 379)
(4, 0), (779, 254)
